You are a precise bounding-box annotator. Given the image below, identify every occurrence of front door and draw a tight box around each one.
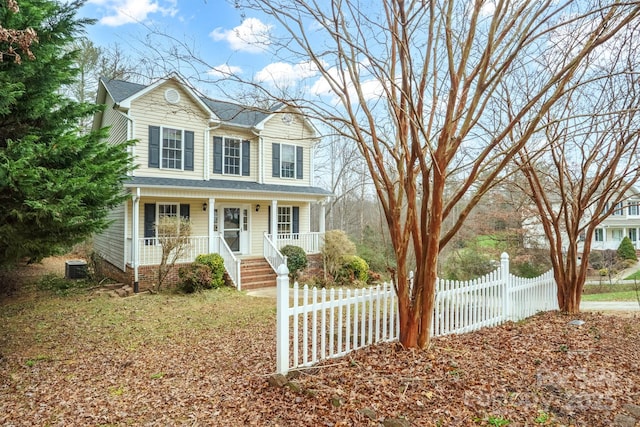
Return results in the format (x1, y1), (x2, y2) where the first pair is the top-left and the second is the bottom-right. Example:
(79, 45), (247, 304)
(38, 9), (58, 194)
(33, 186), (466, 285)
(220, 206), (250, 254)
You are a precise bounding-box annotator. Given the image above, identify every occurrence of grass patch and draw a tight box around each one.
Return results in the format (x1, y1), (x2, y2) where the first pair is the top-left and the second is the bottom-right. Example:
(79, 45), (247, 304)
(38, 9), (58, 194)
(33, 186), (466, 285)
(581, 291), (639, 302)
(625, 270), (640, 280)
(1, 285), (276, 357)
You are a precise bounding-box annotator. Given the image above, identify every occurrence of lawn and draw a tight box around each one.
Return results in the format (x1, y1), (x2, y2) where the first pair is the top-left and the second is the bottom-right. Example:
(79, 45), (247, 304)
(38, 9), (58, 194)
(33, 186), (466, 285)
(1, 265), (639, 426)
(583, 283), (640, 301)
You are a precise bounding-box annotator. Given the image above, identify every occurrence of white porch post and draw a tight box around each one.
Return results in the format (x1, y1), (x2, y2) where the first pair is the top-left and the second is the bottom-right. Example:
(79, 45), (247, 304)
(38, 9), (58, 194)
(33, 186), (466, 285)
(271, 200), (278, 248)
(208, 198), (216, 253)
(132, 188), (141, 293)
(319, 202), (326, 234)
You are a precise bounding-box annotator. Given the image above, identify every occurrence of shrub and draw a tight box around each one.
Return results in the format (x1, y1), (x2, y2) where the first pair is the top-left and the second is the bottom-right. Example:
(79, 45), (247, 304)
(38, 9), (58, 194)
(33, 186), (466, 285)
(194, 253), (226, 289)
(280, 245), (308, 280)
(339, 255), (369, 283)
(617, 236), (638, 261)
(322, 230), (356, 278)
(177, 264), (212, 293)
(442, 249), (494, 281)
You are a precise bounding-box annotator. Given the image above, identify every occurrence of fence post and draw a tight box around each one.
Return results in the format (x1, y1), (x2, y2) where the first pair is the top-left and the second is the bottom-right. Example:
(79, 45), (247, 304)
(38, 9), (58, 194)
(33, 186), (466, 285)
(501, 252), (510, 322)
(276, 263), (290, 375)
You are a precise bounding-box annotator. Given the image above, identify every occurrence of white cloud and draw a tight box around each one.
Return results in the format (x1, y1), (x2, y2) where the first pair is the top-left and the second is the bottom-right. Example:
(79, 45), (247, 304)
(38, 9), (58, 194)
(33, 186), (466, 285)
(89, 0), (178, 27)
(210, 18), (272, 54)
(255, 61), (320, 87)
(207, 64), (243, 78)
(309, 65), (384, 102)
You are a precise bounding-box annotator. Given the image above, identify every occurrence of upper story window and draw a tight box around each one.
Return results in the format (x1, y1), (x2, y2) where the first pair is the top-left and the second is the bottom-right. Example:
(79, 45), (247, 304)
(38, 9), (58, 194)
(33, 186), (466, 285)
(213, 136), (250, 176)
(272, 143), (303, 180)
(612, 202), (625, 216)
(162, 128), (182, 169)
(224, 138), (241, 175)
(148, 126), (194, 171)
(629, 202), (639, 216)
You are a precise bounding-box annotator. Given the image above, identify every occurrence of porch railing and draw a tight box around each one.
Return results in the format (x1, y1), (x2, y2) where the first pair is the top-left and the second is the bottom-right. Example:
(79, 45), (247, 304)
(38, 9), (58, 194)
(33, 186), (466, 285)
(264, 232), (287, 271)
(134, 236), (210, 266)
(267, 232), (324, 254)
(218, 235), (241, 290)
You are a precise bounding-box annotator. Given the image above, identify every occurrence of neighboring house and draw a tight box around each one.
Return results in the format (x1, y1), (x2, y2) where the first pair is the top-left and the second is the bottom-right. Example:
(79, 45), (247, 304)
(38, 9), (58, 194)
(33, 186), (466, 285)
(587, 192), (640, 252)
(92, 73), (332, 291)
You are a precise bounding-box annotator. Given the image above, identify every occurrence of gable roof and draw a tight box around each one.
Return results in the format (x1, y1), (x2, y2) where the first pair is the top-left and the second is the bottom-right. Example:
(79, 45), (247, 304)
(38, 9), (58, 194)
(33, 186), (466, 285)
(100, 75), (275, 129)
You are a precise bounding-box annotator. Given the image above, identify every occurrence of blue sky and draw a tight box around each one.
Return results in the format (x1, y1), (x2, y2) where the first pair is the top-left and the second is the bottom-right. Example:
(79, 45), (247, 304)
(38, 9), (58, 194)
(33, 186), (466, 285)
(78, 0), (295, 97)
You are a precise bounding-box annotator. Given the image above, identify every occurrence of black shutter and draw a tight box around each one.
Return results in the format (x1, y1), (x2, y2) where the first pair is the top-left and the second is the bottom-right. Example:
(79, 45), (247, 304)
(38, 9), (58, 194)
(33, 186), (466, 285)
(293, 206), (299, 234)
(148, 126), (160, 168)
(180, 204), (190, 220)
(272, 143), (280, 177)
(213, 136), (223, 174)
(144, 203), (156, 244)
(296, 146), (303, 179)
(242, 140), (250, 176)
(184, 131), (194, 171)
(268, 205), (271, 234)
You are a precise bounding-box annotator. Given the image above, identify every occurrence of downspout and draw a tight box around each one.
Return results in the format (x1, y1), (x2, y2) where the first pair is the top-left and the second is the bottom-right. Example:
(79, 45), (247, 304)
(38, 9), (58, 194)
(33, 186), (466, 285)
(131, 187), (141, 293)
(252, 127), (263, 184)
(205, 120), (222, 180)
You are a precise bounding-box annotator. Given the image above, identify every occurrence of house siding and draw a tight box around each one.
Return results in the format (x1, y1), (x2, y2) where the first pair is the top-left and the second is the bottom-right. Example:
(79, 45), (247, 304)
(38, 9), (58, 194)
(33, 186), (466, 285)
(93, 202), (126, 271)
(209, 128), (259, 182)
(102, 93), (128, 145)
(130, 81), (209, 180)
(261, 111), (315, 187)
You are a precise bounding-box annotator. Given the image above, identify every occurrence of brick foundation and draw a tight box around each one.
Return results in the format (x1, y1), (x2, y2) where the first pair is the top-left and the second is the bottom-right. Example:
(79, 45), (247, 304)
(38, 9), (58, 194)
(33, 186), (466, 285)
(94, 255), (190, 291)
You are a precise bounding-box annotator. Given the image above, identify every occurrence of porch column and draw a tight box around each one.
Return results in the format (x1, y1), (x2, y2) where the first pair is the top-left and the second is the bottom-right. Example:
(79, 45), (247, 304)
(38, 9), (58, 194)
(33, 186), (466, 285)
(132, 188), (141, 293)
(271, 200), (278, 247)
(319, 202), (326, 234)
(208, 198), (216, 253)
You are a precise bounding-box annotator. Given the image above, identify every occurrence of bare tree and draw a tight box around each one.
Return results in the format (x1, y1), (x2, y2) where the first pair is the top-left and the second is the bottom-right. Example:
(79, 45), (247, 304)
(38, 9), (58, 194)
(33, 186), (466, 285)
(224, 0), (640, 348)
(513, 36), (640, 313)
(154, 217), (192, 292)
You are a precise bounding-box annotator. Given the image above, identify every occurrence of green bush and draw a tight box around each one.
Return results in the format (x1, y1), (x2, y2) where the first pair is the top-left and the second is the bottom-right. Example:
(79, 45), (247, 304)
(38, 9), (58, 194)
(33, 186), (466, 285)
(338, 255), (369, 284)
(177, 264), (212, 293)
(617, 236), (638, 261)
(194, 253), (226, 289)
(322, 230), (356, 278)
(280, 245), (308, 280)
(442, 249), (494, 281)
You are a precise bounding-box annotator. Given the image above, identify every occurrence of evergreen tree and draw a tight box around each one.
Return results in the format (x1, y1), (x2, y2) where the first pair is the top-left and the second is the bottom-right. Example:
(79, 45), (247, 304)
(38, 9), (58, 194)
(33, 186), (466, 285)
(617, 236), (638, 261)
(0, 0), (132, 268)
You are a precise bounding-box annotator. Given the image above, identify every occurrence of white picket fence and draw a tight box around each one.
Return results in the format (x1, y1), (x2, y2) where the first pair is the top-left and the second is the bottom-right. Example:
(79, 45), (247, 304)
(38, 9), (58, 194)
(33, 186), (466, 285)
(276, 253), (558, 374)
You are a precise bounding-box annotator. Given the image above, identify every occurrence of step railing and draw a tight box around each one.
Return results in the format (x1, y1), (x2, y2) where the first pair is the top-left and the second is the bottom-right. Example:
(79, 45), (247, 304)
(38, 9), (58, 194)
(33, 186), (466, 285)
(264, 232), (287, 271)
(218, 235), (241, 290)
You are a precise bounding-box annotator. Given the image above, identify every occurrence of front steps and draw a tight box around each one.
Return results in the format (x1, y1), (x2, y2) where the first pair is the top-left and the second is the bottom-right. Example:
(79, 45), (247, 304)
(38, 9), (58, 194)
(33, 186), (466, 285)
(240, 258), (277, 290)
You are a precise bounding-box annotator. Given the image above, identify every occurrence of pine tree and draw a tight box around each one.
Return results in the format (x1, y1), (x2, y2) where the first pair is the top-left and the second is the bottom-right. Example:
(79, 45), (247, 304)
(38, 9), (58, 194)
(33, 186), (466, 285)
(0, 0), (133, 268)
(617, 236), (638, 261)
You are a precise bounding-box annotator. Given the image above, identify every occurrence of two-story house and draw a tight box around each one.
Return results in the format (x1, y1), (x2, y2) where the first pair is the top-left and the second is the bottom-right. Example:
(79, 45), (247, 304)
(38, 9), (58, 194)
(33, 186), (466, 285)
(588, 192), (640, 252)
(92, 73), (331, 291)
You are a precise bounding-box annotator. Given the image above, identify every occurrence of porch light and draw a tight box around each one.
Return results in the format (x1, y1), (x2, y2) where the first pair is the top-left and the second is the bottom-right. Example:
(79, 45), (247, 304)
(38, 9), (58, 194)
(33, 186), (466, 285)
(255, 204), (260, 212)
(203, 202), (207, 212)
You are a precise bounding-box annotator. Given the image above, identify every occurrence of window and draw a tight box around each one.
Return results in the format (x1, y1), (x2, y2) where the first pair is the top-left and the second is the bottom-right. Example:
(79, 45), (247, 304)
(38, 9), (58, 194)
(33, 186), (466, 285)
(148, 126), (194, 171)
(612, 202), (624, 216)
(224, 138), (241, 175)
(629, 202), (639, 216)
(272, 143), (303, 179)
(213, 137), (250, 176)
(595, 228), (604, 242)
(612, 229), (623, 241)
(629, 228), (637, 242)
(281, 145), (296, 178)
(162, 128), (182, 169)
(278, 206), (292, 235)
(213, 209), (218, 232)
(157, 204), (179, 238)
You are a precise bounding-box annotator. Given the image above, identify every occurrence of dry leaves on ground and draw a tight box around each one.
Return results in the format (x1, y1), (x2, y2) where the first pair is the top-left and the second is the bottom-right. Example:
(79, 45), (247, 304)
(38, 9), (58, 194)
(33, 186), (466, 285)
(0, 268), (639, 426)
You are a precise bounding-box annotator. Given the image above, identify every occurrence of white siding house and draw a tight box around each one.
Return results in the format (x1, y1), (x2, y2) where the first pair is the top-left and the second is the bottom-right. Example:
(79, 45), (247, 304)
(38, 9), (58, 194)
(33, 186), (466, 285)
(92, 73), (331, 290)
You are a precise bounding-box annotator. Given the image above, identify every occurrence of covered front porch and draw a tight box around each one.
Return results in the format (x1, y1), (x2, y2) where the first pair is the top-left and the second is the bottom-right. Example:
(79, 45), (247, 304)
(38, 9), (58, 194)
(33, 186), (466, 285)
(586, 225), (640, 252)
(126, 189), (327, 290)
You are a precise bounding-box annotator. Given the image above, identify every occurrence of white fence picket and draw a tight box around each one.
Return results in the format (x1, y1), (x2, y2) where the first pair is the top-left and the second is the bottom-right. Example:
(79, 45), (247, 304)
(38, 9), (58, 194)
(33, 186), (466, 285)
(276, 252), (560, 375)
